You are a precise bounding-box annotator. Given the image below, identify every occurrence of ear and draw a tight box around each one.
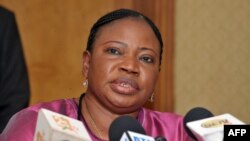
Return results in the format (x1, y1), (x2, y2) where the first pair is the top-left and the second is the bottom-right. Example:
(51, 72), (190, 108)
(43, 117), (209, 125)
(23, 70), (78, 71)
(82, 51), (91, 79)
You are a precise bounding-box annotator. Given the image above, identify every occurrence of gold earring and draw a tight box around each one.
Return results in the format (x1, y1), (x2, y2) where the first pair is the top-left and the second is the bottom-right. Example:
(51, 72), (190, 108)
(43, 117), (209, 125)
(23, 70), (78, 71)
(148, 93), (154, 102)
(83, 79), (88, 87)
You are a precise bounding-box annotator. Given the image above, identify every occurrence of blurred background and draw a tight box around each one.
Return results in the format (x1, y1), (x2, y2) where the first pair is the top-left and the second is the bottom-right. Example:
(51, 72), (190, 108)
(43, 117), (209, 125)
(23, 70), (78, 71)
(0, 0), (249, 123)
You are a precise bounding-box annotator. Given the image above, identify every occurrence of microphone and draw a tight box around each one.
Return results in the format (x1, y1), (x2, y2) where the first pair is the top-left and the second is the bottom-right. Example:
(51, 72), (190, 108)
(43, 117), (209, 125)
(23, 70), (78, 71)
(34, 108), (92, 141)
(155, 136), (167, 141)
(109, 115), (155, 141)
(184, 107), (214, 140)
(184, 107), (245, 141)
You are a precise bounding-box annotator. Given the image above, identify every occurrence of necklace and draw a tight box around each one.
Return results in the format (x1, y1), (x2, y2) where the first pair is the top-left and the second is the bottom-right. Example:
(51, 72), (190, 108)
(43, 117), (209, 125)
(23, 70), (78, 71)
(83, 98), (106, 140)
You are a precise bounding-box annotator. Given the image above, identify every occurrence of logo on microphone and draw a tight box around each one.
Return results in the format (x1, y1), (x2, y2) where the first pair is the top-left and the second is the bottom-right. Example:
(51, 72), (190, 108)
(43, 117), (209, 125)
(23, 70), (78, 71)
(52, 115), (79, 133)
(36, 131), (45, 141)
(201, 119), (231, 128)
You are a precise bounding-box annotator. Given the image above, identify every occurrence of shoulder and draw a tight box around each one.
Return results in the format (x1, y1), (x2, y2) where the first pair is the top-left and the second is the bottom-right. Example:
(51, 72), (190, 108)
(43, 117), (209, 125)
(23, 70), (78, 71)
(0, 6), (14, 20)
(27, 98), (78, 116)
(0, 6), (15, 34)
(19, 98), (78, 119)
(142, 108), (184, 124)
(0, 98), (78, 141)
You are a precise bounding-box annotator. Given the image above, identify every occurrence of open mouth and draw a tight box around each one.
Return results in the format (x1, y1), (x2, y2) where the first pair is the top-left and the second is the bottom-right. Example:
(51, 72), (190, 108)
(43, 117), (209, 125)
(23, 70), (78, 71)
(120, 82), (132, 88)
(110, 78), (139, 95)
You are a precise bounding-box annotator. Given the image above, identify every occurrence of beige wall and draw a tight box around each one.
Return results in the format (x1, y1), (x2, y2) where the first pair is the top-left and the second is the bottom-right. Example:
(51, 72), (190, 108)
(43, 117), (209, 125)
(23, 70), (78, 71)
(175, 0), (250, 123)
(0, 0), (116, 104)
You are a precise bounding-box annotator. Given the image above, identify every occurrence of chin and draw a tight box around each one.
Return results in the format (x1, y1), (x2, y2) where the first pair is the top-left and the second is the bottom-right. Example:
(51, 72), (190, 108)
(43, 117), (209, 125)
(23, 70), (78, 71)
(110, 102), (141, 113)
(112, 107), (139, 115)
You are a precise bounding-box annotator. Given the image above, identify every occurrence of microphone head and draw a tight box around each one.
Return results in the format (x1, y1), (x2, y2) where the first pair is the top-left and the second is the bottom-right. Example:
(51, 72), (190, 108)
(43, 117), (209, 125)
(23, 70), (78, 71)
(155, 136), (167, 141)
(183, 107), (214, 140)
(109, 115), (146, 141)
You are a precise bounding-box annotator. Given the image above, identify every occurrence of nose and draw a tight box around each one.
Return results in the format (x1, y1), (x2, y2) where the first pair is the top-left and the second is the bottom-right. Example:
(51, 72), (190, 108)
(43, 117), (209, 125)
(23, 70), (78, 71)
(119, 56), (139, 76)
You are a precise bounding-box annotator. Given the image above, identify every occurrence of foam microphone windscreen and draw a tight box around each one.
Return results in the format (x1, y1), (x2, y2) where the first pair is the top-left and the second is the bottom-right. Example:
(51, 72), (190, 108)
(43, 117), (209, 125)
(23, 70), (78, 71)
(155, 136), (167, 141)
(109, 115), (146, 141)
(183, 107), (214, 140)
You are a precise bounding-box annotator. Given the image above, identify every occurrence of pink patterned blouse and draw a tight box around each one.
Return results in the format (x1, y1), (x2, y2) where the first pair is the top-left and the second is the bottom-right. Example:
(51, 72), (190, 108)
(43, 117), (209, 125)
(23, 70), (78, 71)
(0, 99), (194, 141)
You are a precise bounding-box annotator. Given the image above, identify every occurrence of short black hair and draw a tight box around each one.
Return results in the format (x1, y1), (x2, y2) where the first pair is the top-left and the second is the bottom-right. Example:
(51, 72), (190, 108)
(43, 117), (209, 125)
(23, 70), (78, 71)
(86, 8), (163, 65)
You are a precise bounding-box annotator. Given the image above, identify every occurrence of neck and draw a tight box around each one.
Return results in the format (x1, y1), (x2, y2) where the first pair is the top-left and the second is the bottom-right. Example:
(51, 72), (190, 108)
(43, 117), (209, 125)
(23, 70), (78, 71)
(79, 93), (141, 140)
(81, 94), (112, 140)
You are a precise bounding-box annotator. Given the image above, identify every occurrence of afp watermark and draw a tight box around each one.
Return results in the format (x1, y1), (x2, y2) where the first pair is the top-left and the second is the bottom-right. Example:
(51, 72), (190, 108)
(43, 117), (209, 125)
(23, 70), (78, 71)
(224, 125), (249, 141)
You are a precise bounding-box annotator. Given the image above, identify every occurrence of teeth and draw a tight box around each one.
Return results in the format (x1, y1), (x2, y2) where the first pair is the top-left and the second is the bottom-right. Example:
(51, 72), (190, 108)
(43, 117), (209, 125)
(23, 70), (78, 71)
(120, 83), (130, 88)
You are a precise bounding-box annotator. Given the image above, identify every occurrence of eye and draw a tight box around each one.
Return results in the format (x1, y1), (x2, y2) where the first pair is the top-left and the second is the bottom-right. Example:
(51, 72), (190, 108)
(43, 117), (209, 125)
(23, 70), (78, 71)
(139, 56), (154, 63)
(106, 48), (121, 55)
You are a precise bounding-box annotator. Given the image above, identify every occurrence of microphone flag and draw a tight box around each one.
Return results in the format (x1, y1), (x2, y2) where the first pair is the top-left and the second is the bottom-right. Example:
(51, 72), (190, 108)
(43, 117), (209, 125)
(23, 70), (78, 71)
(34, 108), (91, 141)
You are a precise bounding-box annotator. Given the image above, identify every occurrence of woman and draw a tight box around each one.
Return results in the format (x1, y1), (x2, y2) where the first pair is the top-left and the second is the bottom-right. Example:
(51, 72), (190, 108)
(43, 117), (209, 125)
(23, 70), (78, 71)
(0, 9), (194, 141)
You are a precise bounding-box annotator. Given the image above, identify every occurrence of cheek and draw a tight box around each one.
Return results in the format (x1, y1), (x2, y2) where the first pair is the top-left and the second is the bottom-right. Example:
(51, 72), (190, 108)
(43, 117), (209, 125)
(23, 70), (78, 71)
(141, 68), (159, 90)
(142, 63), (159, 78)
(88, 58), (113, 83)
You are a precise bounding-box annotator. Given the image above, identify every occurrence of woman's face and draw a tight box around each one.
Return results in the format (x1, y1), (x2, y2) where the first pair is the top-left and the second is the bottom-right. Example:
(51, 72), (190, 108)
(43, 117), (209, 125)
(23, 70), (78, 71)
(83, 17), (160, 114)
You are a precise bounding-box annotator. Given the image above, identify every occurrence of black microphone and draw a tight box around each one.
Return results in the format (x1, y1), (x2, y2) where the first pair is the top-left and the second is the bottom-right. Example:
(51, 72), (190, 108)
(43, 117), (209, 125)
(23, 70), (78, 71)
(183, 107), (214, 140)
(109, 115), (146, 141)
(184, 107), (245, 141)
(155, 136), (167, 141)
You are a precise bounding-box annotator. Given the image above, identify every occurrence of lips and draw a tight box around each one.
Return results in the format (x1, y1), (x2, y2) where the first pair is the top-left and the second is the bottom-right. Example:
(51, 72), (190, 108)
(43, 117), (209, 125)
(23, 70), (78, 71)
(110, 78), (139, 95)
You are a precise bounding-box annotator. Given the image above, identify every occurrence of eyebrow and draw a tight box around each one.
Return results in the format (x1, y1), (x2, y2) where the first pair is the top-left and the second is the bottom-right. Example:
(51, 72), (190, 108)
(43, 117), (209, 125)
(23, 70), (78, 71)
(138, 47), (158, 55)
(103, 40), (158, 55)
(103, 41), (127, 47)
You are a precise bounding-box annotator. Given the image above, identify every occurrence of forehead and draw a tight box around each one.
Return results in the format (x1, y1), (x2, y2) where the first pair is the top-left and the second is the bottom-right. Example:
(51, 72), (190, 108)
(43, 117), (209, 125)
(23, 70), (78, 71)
(97, 17), (152, 36)
(94, 17), (160, 49)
